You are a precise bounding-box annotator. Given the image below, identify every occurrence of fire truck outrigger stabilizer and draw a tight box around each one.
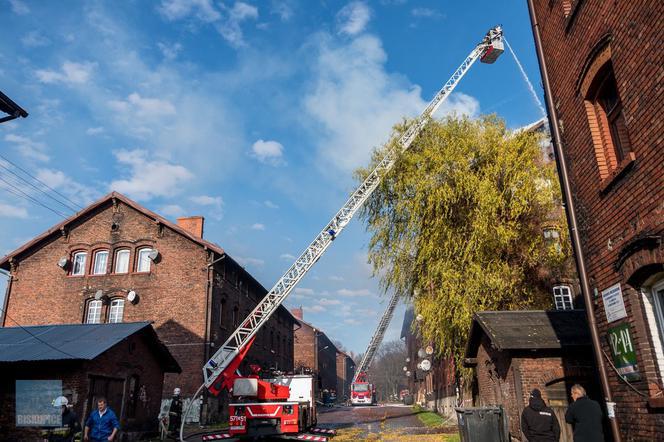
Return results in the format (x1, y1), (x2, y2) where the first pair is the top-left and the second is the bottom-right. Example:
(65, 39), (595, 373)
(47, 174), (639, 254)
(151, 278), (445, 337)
(181, 25), (503, 441)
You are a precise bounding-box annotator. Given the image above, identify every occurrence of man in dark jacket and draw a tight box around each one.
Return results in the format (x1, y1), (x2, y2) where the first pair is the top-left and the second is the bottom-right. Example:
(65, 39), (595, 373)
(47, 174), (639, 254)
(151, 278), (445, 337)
(565, 384), (604, 442)
(521, 388), (561, 441)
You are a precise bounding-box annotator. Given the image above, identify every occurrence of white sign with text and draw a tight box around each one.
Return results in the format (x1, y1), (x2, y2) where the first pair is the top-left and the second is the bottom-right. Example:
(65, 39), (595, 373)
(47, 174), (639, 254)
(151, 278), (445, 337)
(602, 283), (627, 323)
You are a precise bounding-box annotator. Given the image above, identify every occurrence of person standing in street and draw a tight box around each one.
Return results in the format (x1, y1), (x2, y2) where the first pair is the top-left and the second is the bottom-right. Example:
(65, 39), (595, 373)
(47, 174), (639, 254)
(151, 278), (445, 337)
(521, 388), (560, 441)
(84, 397), (120, 442)
(565, 384), (604, 442)
(168, 387), (183, 435)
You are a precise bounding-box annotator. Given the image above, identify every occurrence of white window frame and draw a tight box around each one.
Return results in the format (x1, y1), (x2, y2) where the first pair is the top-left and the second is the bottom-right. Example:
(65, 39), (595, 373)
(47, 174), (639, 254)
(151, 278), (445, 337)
(92, 250), (109, 275)
(643, 280), (664, 383)
(86, 300), (102, 324)
(108, 299), (124, 323)
(553, 285), (574, 310)
(114, 249), (130, 274)
(72, 252), (87, 276)
(136, 248), (152, 273)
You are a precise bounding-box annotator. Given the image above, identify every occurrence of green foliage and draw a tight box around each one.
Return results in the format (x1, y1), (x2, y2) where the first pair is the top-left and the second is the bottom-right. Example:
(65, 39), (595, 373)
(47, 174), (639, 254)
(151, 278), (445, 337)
(356, 115), (569, 366)
(413, 405), (446, 427)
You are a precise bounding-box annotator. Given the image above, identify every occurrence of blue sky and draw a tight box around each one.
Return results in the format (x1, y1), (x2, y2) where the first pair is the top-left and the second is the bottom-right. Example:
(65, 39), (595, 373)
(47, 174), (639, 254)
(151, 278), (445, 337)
(0, 0), (544, 355)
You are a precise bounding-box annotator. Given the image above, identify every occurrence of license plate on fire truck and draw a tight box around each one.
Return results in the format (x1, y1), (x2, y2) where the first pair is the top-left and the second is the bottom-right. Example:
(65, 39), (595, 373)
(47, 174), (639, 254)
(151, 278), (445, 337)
(230, 415), (246, 430)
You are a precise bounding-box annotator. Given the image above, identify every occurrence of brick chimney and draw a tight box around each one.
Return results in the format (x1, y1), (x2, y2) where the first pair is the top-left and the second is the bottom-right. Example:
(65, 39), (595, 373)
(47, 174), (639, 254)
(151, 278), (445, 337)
(177, 216), (205, 238)
(291, 306), (303, 320)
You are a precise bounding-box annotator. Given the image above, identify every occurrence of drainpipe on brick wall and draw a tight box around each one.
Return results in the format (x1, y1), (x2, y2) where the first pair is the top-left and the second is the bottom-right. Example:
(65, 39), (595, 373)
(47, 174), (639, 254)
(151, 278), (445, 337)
(0, 269), (12, 327)
(525, 1), (621, 440)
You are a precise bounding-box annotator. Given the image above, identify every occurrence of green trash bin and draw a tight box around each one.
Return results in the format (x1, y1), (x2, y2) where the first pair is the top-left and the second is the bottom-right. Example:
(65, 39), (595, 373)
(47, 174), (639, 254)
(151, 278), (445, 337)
(455, 406), (510, 442)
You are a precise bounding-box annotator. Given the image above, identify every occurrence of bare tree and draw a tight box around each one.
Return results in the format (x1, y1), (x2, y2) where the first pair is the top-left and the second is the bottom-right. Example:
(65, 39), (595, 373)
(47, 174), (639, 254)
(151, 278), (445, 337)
(370, 340), (408, 402)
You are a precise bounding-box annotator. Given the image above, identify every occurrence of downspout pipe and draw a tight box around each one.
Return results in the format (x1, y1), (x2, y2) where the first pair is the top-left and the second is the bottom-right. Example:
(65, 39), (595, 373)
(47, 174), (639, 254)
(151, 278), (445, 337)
(1, 268), (13, 327)
(525, 2), (621, 440)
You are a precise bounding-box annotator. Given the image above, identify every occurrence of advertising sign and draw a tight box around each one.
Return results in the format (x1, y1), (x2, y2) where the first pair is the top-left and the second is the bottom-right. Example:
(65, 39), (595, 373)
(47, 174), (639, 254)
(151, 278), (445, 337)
(15, 380), (62, 427)
(602, 283), (627, 323)
(607, 323), (640, 381)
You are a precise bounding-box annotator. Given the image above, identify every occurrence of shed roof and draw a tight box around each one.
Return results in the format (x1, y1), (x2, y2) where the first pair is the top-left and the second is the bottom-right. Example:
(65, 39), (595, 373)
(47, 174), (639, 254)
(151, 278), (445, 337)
(465, 310), (591, 359)
(0, 321), (180, 372)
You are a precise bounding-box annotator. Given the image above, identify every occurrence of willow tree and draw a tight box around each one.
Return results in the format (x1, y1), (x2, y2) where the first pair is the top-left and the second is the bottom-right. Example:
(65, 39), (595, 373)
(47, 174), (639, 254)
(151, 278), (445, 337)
(356, 115), (569, 364)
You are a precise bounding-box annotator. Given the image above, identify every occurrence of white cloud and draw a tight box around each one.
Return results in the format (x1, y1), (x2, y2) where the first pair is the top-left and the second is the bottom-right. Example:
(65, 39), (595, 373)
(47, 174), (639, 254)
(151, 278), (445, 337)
(294, 287), (314, 296)
(328, 275), (344, 281)
(110, 149), (193, 200)
(251, 223), (265, 231)
(280, 253), (295, 260)
(157, 42), (183, 60)
(411, 8), (443, 19)
(215, 2), (259, 48)
(236, 256), (265, 267)
(337, 288), (372, 297)
(22, 31), (50, 47)
(337, 2), (371, 36)
(304, 32), (479, 174)
(159, 0), (220, 22)
(0, 202), (28, 218)
(251, 139), (285, 166)
(4, 134), (49, 162)
(108, 93), (176, 119)
(189, 195), (223, 220)
(264, 200), (279, 209)
(159, 204), (186, 217)
(319, 298), (341, 306)
(35, 61), (96, 85)
(271, 1), (293, 21)
(86, 127), (104, 135)
(35, 168), (100, 206)
(344, 318), (362, 325)
(304, 305), (326, 313)
(8, 0), (29, 15)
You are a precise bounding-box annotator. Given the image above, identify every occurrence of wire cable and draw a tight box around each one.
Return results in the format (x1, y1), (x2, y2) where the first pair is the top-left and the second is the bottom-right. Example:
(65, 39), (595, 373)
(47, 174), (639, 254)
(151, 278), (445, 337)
(0, 305), (82, 360)
(0, 153), (83, 210)
(0, 175), (69, 218)
(0, 163), (79, 213)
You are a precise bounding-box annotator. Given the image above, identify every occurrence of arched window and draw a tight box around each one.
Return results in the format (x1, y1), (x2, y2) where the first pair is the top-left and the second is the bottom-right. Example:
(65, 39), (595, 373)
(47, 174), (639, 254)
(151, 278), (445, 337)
(114, 249), (130, 274)
(92, 250), (109, 275)
(86, 300), (102, 324)
(72, 251), (87, 276)
(553, 285), (574, 310)
(136, 248), (153, 273)
(219, 299), (226, 327)
(108, 299), (124, 323)
(232, 306), (239, 328)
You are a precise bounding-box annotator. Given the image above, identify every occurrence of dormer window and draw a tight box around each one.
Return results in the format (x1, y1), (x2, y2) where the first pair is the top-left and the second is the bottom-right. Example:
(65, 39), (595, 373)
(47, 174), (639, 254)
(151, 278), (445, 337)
(72, 252), (87, 276)
(92, 250), (109, 275)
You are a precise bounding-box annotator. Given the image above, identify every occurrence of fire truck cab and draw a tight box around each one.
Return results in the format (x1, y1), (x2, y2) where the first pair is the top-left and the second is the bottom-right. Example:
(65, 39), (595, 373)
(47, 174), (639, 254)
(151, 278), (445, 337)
(350, 381), (376, 406)
(229, 374), (316, 438)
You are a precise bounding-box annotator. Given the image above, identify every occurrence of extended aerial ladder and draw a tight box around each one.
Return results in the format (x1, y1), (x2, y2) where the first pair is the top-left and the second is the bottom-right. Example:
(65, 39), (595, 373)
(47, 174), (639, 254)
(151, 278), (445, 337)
(183, 25), (503, 441)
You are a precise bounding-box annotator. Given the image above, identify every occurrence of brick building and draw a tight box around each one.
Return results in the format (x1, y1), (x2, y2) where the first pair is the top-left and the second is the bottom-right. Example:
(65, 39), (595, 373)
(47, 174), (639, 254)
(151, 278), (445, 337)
(335, 350), (355, 402)
(290, 307), (339, 398)
(0, 192), (296, 423)
(464, 311), (597, 441)
(529, 0), (664, 438)
(0, 322), (179, 441)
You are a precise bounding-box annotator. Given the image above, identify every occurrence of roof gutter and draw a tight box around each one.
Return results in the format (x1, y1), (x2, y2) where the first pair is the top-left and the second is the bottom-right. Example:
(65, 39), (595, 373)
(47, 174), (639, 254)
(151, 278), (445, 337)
(526, 2), (620, 440)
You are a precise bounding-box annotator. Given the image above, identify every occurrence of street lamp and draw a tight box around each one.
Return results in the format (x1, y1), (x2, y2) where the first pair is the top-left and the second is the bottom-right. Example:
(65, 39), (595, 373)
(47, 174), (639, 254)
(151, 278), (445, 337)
(0, 90), (28, 124)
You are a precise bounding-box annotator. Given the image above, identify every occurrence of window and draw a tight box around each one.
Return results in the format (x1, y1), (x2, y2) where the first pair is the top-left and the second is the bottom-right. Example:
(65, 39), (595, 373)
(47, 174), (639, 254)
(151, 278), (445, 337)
(86, 300), (102, 324)
(108, 299), (124, 323)
(583, 57), (633, 181)
(544, 228), (562, 253)
(114, 249), (130, 274)
(127, 375), (139, 418)
(553, 285), (574, 310)
(72, 251), (87, 276)
(232, 306), (239, 328)
(642, 280), (664, 383)
(92, 250), (109, 275)
(136, 248), (152, 272)
(651, 281), (664, 349)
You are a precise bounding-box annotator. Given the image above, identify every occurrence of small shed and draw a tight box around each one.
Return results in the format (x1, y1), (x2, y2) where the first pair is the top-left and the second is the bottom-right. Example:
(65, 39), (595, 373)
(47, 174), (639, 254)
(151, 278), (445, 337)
(0, 322), (180, 441)
(463, 310), (599, 442)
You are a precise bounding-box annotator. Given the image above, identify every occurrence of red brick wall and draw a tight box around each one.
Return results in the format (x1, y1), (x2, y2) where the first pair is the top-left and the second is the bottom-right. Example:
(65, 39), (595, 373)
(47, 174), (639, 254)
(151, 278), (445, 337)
(294, 321), (316, 371)
(532, 0), (664, 438)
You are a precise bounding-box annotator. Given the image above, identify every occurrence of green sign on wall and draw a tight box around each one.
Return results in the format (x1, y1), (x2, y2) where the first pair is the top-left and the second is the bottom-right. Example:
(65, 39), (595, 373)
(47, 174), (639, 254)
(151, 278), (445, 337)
(607, 323), (640, 381)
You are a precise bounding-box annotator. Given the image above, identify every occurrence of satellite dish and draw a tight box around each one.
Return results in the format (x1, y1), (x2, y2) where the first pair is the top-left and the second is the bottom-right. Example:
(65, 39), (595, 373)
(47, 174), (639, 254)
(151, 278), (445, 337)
(425, 345), (434, 355)
(418, 348), (426, 358)
(405, 357), (410, 363)
(148, 249), (160, 261)
(127, 290), (138, 304)
(403, 366), (408, 372)
(416, 362), (422, 370)
(406, 371), (411, 377)
(57, 257), (69, 269)
(421, 359), (432, 371)
(94, 290), (104, 300)
(415, 314), (424, 322)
